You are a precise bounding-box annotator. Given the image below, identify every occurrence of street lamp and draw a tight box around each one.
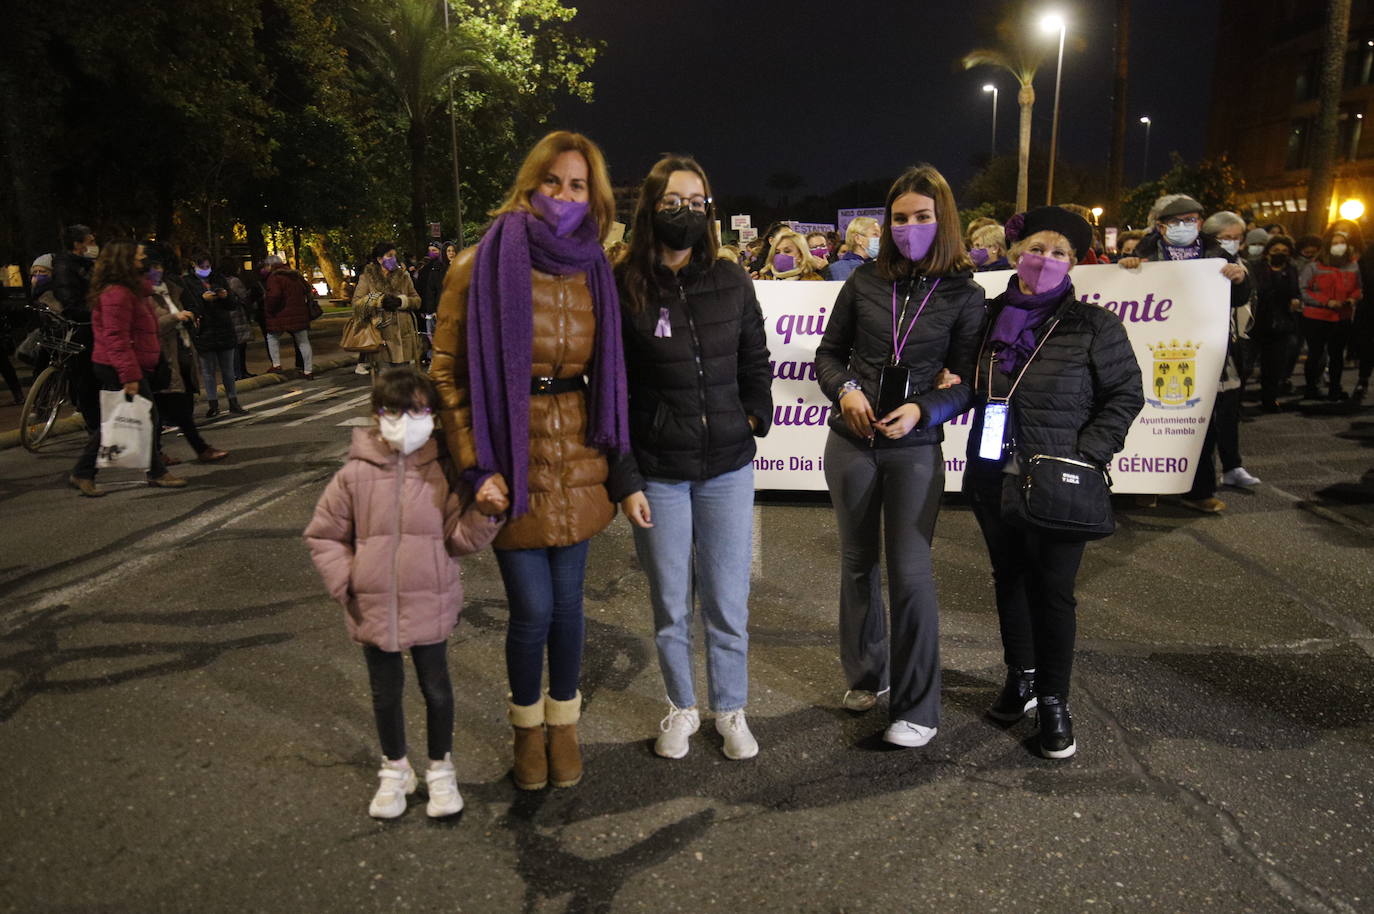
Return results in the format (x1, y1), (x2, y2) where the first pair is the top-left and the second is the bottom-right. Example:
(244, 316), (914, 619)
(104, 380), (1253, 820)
(1091, 206), (1103, 225)
(1139, 116), (1152, 181)
(1340, 199), (1365, 221)
(1041, 12), (1067, 205)
(982, 84), (999, 161)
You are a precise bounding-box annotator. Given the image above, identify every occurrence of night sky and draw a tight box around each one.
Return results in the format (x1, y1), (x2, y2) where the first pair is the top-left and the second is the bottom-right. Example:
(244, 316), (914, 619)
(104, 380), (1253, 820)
(550, 0), (1220, 209)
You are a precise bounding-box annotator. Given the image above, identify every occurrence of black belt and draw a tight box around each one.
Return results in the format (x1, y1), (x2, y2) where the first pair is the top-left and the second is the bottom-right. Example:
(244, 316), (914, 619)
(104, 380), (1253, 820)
(530, 375), (586, 395)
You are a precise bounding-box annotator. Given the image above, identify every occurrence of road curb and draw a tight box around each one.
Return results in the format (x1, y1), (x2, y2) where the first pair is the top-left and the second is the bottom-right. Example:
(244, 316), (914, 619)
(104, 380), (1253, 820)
(0, 355), (360, 452)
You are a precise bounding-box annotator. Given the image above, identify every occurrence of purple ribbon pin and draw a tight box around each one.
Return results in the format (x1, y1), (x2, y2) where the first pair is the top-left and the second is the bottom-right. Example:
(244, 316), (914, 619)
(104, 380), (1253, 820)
(655, 306), (672, 338)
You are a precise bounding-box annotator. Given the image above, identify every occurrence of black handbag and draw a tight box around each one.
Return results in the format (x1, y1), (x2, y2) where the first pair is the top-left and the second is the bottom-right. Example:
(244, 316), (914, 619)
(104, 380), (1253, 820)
(1003, 454), (1116, 540)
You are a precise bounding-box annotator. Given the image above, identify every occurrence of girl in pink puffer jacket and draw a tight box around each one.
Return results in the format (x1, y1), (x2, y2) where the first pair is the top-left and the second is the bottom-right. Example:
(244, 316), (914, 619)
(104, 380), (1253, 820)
(305, 367), (507, 819)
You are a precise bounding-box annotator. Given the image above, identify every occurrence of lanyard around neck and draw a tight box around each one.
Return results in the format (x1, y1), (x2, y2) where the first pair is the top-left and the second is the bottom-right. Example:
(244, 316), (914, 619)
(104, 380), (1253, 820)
(890, 278), (941, 366)
(976, 315), (1062, 403)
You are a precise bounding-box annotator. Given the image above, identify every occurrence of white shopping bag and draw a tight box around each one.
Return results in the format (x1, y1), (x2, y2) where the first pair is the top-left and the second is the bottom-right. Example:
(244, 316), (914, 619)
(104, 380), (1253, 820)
(97, 389), (154, 470)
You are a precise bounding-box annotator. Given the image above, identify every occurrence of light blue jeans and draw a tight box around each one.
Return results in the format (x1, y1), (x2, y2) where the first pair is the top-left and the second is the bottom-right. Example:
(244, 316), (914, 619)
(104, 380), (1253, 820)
(633, 463), (755, 712)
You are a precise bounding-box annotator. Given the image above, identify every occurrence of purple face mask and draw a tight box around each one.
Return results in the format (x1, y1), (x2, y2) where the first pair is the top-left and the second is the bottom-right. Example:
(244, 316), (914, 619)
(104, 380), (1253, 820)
(427, 249), (440, 259)
(1015, 252), (1071, 294)
(194, 265), (212, 279)
(810, 247), (828, 260)
(773, 253), (796, 273)
(381, 255), (398, 271)
(968, 247), (990, 267)
(531, 192), (589, 237)
(147, 268), (164, 286)
(891, 222), (938, 262)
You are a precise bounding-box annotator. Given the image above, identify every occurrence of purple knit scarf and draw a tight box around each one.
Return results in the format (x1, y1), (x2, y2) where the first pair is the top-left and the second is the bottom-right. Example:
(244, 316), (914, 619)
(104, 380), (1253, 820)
(989, 274), (1069, 373)
(466, 208), (629, 517)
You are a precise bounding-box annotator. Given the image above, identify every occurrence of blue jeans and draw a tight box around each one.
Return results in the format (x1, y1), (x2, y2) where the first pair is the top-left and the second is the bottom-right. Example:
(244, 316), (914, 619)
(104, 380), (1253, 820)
(495, 540), (591, 706)
(198, 348), (237, 403)
(632, 463), (754, 712)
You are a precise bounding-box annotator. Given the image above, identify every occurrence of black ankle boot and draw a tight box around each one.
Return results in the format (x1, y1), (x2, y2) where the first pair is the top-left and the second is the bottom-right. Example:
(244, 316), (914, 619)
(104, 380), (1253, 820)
(227, 398), (248, 415)
(205, 402), (220, 419)
(987, 668), (1036, 721)
(1035, 695), (1076, 759)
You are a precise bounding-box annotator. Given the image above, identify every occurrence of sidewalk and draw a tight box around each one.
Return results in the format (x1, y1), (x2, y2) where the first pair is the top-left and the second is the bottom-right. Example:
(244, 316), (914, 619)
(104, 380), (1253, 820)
(1, 307), (364, 451)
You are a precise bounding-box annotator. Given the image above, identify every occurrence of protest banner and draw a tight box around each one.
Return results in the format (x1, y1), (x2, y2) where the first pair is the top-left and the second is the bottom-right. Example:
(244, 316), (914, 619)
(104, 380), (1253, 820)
(789, 222), (836, 235)
(750, 259), (1232, 494)
(837, 207), (885, 235)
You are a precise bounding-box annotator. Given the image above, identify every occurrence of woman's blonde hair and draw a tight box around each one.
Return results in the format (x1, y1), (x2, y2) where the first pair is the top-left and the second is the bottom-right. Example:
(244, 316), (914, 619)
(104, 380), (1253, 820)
(491, 130), (616, 243)
(970, 224), (1006, 256)
(844, 216), (879, 253)
(766, 229), (823, 277)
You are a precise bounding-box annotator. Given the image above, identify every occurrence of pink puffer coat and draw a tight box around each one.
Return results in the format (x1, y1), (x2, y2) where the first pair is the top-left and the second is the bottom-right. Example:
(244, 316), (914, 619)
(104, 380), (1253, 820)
(304, 428), (503, 652)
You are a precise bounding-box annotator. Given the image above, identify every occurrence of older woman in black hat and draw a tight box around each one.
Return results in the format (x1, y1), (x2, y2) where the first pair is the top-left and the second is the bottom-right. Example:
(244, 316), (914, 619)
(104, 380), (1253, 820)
(963, 206), (1144, 760)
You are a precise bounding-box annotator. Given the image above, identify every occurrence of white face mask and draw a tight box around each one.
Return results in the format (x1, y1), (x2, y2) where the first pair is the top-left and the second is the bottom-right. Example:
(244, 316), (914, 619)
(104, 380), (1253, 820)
(1219, 239), (1240, 256)
(378, 414), (434, 455)
(84, 244), (100, 258)
(1247, 244), (1265, 258)
(1331, 243), (1349, 258)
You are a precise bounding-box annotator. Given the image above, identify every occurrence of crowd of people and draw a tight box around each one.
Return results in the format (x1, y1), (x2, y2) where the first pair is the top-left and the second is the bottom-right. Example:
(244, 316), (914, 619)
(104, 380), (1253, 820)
(4, 126), (1367, 822)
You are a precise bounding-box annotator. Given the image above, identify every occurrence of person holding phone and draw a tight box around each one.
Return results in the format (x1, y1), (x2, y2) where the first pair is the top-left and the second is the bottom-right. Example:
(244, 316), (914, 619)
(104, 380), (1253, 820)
(814, 164), (986, 748)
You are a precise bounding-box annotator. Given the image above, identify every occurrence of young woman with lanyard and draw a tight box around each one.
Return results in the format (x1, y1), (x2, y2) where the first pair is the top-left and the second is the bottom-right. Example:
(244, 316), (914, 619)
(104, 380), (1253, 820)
(962, 207), (1143, 759)
(814, 164), (986, 748)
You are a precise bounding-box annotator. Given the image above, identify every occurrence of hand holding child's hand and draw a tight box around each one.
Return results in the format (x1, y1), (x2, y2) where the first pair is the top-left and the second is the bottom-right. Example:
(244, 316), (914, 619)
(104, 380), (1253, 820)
(475, 473), (509, 516)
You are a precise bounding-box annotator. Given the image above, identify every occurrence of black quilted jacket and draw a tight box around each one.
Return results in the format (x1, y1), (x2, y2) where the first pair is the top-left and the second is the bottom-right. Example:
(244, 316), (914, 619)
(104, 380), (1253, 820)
(963, 281), (1144, 479)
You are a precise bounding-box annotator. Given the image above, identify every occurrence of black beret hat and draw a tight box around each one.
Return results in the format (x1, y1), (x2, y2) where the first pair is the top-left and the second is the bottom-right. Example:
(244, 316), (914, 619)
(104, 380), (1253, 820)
(1017, 206), (1094, 259)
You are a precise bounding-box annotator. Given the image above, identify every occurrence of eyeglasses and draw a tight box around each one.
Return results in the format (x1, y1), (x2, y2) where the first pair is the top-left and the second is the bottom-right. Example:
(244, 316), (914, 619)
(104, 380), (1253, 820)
(377, 407), (433, 420)
(1162, 216), (1200, 227)
(658, 193), (712, 214)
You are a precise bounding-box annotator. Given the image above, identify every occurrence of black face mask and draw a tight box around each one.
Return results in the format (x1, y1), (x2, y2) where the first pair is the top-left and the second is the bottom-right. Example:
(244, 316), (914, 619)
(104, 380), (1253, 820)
(652, 208), (709, 251)
(1268, 252), (1289, 268)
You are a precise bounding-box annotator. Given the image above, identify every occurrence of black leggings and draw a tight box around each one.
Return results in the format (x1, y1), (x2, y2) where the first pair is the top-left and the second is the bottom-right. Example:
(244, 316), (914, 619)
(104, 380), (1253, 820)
(154, 391), (210, 456)
(363, 641), (453, 762)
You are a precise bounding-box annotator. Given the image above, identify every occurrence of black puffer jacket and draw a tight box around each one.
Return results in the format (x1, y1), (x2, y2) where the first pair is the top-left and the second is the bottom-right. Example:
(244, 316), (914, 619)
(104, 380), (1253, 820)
(51, 251), (94, 321)
(963, 282), (1143, 482)
(609, 257), (772, 497)
(182, 271), (238, 352)
(1252, 262), (1301, 336)
(815, 261), (986, 445)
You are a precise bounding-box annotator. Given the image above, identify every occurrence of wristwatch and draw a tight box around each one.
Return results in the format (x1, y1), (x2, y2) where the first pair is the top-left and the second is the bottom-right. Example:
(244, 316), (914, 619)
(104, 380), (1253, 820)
(839, 380), (863, 399)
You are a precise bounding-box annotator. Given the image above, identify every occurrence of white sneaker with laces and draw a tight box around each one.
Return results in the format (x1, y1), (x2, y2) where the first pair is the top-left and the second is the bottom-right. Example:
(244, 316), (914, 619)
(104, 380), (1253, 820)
(715, 709), (759, 760)
(425, 755), (463, 818)
(368, 758), (416, 819)
(883, 720), (937, 748)
(354, 362), (371, 375)
(842, 687), (889, 712)
(654, 702), (700, 759)
(1222, 467), (1261, 488)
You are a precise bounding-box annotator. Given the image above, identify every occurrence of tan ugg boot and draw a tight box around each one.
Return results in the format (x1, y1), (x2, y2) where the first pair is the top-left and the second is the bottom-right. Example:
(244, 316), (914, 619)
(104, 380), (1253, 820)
(544, 691), (582, 788)
(509, 698), (547, 790)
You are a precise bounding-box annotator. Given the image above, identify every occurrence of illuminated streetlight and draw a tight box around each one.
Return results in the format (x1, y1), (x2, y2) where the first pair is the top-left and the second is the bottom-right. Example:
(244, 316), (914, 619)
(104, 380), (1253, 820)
(982, 84), (999, 161)
(1041, 12), (1067, 205)
(1139, 116), (1153, 181)
(1340, 199), (1365, 221)
(1091, 206), (1104, 225)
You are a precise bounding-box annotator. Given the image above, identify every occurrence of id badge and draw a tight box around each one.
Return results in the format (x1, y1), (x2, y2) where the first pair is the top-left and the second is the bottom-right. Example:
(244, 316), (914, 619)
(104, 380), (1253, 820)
(878, 365), (913, 416)
(979, 401), (1009, 460)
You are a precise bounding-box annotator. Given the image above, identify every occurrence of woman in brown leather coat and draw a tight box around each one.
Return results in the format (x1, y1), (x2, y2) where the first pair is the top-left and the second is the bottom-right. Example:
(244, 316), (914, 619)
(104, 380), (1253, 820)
(429, 130), (629, 792)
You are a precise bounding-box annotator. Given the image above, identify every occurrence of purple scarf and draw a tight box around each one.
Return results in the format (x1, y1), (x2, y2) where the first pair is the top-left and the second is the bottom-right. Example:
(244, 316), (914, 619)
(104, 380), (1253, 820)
(989, 274), (1069, 373)
(467, 209), (630, 517)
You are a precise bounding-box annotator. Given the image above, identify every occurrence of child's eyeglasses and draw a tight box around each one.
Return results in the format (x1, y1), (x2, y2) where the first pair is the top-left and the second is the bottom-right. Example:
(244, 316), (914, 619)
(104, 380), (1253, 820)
(377, 407), (433, 419)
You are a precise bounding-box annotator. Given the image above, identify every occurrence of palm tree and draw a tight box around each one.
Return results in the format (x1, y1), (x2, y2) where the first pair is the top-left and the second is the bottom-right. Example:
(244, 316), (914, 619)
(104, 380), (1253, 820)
(1305, 0), (1352, 235)
(961, 2), (1051, 213)
(345, 0), (489, 254)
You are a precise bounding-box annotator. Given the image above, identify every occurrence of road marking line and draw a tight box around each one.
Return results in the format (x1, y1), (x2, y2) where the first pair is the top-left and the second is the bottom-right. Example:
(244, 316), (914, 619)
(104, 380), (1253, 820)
(215, 387), (344, 426)
(284, 391), (371, 427)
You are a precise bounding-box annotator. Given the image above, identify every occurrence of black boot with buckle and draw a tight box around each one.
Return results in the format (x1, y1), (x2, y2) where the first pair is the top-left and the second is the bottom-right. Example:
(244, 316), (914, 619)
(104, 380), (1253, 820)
(1036, 695), (1076, 759)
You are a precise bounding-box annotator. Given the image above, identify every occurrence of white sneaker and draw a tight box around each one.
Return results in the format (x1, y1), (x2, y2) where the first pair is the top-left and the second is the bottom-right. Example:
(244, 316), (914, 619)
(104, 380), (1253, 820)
(354, 362), (371, 375)
(654, 702), (700, 759)
(425, 755), (463, 818)
(368, 758), (416, 819)
(715, 709), (759, 760)
(883, 720), (937, 748)
(842, 687), (889, 712)
(1221, 467), (1261, 488)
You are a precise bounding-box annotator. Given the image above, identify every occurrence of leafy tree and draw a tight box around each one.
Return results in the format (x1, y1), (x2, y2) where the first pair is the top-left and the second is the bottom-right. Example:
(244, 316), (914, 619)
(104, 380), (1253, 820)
(1120, 153), (1247, 229)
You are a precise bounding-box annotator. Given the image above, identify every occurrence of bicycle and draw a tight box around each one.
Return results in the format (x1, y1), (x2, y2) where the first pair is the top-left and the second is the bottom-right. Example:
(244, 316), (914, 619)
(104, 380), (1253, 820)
(19, 308), (90, 452)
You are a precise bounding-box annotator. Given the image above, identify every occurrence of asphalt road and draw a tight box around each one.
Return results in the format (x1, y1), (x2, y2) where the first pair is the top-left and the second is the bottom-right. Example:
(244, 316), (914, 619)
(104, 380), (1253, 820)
(2, 367), (1372, 913)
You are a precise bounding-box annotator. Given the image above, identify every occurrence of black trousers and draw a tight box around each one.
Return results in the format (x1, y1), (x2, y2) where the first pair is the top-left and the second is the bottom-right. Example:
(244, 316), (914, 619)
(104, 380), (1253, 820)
(0, 346), (21, 402)
(154, 391), (210, 455)
(1302, 317), (1349, 393)
(1187, 389), (1241, 500)
(967, 472), (1086, 699)
(1255, 331), (1297, 404)
(362, 641), (453, 762)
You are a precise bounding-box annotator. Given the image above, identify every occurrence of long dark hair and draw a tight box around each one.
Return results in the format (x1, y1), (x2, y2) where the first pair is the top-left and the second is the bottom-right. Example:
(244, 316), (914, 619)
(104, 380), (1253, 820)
(618, 155), (719, 313)
(874, 164), (970, 280)
(87, 240), (144, 308)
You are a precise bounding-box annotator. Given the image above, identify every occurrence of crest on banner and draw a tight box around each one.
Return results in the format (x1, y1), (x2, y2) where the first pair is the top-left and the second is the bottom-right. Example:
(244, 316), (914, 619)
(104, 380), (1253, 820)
(1146, 339), (1201, 408)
